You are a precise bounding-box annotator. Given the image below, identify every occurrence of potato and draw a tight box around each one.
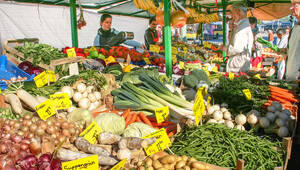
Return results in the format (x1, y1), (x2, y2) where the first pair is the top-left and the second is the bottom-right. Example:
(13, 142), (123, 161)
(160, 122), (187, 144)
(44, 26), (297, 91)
(175, 160), (186, 169)
(160, 155), (176, 164)
(169, 163), (176, 169)
(176, 156), (183, 162)
(188, 158), (197, 163)
(191, 168), (198, 170)
(182, 155), (188, 162)
(138, 166), (145, 170)
(183, 165), (191, 170)
(192, 162), (205, 169)
(153, 160), (163, 169)
(152, 154), (160, 161)
(137, 161), (143, 167)
(145, 158), (153, 167)
(147, 167), (154, 170)
(156, 168), (167, 170)
(163, 164), (171, 169)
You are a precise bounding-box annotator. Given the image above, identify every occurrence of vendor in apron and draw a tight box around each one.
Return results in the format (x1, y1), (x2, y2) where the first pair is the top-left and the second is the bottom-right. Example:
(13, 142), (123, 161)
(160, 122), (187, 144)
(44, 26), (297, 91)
(144, 16), (161, 50)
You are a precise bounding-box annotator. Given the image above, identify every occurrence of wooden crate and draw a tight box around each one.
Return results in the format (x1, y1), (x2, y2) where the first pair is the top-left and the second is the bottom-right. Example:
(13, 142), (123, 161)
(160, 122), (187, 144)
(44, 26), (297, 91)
(3, 38), (84, 72)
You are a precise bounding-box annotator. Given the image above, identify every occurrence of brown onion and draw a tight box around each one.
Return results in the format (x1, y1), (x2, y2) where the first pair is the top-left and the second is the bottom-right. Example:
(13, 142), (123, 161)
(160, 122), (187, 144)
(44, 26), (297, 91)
(20, 143), (29, 150)
(46, 120), (53, 126)
(26, 133), (34, 139)
(24, 114), (32, 120)
(54, 122), (61, 127)
(53, 126), (59, 132)
(54, 140), (59, 145)
(22, 126), (29, 132)
(30, 124), (38, 132)
(69, 128), (75, 135)
(21, 139), (31, 145)
(50, 133), (57, 139)
(46, 126), (55, 134)
(19, 118), (24, 122)
(3, 124), (11, 131)
(29, 138), (41, 155)
(14, 122), (21, 130)
(17, 131), (25, 136)
(0, 144), (8, 154)
(62, 129), (71, 138)
(11, 135), (22, 143)
(69, 136), (76, 143)
(9, 120), (15, 126)
(61, 122), (69, 129)
(36, 129), (45, 136)
(40, 122), (48, 130)
(2, 133), (11, 139)
(9, 145), (20, 157)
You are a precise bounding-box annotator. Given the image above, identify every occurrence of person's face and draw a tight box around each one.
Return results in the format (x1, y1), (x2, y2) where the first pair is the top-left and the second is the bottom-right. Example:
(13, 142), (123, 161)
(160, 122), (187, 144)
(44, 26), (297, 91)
(230, 9), (240, 22)
(290, 3), (300, 19)
(101, 17), (112, 31)
(150, 21), (158, 30)
(250, 23), (256, 30)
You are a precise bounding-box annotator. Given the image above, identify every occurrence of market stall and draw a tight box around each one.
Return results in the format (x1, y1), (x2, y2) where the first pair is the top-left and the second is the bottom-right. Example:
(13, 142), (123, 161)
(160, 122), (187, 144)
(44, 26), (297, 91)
(0, 0), (299, 169)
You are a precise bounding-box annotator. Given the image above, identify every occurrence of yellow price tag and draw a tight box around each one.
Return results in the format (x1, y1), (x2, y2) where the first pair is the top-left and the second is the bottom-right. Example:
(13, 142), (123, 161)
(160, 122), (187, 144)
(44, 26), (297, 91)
(35, 99), (56, 120)
(62, 155), (99, 170)
(66, 48), (76, 58)
(110, 159), (127, 170)
(47, 71), (57, 82)
(207, 43), (212, 49)
(193, 87), (206, 126)
(34, 71), (48, 88)
(202, 67), (210, 76)
(144, 58), (151, 65)
(229, 72), (234, 80)
(172, 47), (178, 55)
(155, 106), (169, 124)
(142, 128), (171, 156)
(80, 121), (103, 144)
(50, 93), (71, 110)
(254, 74), (261, 80)
(0, 88), (2, 94)
(149, 45), (160, 53)
(105, 56), (116, 65)
(257, 62), (262, 68)
(242, 89), (252, 100)
(179, 61), (184, 69)
(212, 66), (218, 72)
(207, 96), (211, 108)
(184, 47), (188, 53)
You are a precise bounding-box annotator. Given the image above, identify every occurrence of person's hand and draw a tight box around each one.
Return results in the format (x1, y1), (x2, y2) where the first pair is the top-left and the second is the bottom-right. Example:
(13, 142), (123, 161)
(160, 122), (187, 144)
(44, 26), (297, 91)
(141, 44), (147, 50)
(277, 48), (287, 54)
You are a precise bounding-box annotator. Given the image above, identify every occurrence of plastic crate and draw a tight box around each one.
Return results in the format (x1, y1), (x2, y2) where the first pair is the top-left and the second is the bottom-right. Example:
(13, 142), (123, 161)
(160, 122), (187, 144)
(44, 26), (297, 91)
(0, 55), (34, 90)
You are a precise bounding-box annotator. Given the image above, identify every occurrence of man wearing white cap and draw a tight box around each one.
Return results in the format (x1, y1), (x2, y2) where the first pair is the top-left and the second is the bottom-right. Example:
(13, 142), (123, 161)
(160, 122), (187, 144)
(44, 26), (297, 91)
(285, 0), (300, 81)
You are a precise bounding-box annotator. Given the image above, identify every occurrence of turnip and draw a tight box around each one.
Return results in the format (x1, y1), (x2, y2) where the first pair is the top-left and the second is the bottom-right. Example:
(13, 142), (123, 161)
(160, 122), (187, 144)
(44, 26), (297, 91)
(259, 117), (270, 128)
(82, 91), (88, 98)
(271, 101), (282, 110)
(274, 111), (281, 117)
(88, 94), (97, 103)
(278, 112), (289, 120)
(94, 91), (102, 100)
(223, 111), (232, 120)
(266, 112), (276, 122)
(78, 98), (90, 109)
(16, 89), (40, 110)
(5, 94), (23, 114)
(235, 125), (245, 131)
(218, 119), (225, 124)
(247, 114), (258, 125)
(212, 104), (220, 111)
(275, 118), (286, 127)
(225, 120), (234, 128)
(282, 109), (291, 116)
(73, 92), (82, 103)
(61, 86), (74, 98)
(76, 83), (86, 93)
(207, 119), (217, 123)
(86, 86), (94, 94)
(235, 114), (247, 125)
(67, 106), (76, 113)
(267, 105), (276, 112)
(277, 126), (289, 137)
(213, 110), (223, 121)
(220, 107), (228, 113)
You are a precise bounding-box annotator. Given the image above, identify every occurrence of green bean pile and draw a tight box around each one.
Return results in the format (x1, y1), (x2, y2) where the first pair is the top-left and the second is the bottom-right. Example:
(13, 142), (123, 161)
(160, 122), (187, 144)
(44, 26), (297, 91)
(170, 124), (285, 170)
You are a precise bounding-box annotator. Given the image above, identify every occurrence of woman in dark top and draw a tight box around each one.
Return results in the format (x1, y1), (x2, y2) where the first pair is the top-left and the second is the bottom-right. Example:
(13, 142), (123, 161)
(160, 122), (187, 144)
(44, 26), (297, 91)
(144, 16), (160, 50)
(93, 14), (141, 48)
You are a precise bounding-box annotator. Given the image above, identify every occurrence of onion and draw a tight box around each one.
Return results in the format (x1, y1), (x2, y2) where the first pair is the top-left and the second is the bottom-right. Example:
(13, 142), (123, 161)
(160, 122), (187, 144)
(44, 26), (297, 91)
(69, 128), (76, 135)
(212, 104), (220, 111)
(3, 124), (11, 131)
(67, 106), (76, 113)
(14, 122), (21, 130)
(24, 114), (32, 120)
(207, 107), (215, 115)
(23, 120), (32, 127)
(36, 129), (45, 136)
(94, 91), (102, 100)
(223, 111), (232, 120)
(9, 145), (20, 157)
(38, 161), (51, 170)
(30, 124), (38, 132)
(40, 121), (48, 130)
(22, 126), (29, 132)
(62, 129), (71, 138)
(17, 131), (25, 136)
(2, 133), (11, 139)
(207, 119), (217, 123)
(57, 135), (66, 142)
(73, 92), (82, 103)
(235, 125), (245, 131)
(9, 120), (16, 126)
(225, 120), (234, 128)
(61, 121), (69, 129)
(20, 143), (29, 150)
(247, 114), (258, 125)
(51, 159), (62, 170)
(22, 139), (31, 145)
(235, 114), (247, 125)
(3, 165), (17, 170)
(46, 126), (55, 134)
(17, 155), (37, 169)
(46, 120), (53, 126)
(220, 107), (228, 113)
(61, 86), (74, 98)
(217, 119), (225, 124)
(86, 86), (94, 94)
(88, 93), (97, 103)
(38, 153), (51, 164)
(30, 138), (41, 155)
(76, 83), (87, 93)
(11, 135), (22, 143)
(78, 98), (90, 109)
(0, 143), (8, 154)
(213, 110), (223, 121)
(19, 118), (24, 122)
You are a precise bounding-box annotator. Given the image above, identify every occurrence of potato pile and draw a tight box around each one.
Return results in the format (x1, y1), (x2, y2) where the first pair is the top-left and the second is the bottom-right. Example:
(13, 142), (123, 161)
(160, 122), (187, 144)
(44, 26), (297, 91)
(137, 153), (211, 170)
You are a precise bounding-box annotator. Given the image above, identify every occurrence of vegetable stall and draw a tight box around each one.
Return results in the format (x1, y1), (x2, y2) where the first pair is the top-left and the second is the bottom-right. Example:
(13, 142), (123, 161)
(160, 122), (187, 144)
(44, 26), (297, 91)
(0, 0), (299, 170)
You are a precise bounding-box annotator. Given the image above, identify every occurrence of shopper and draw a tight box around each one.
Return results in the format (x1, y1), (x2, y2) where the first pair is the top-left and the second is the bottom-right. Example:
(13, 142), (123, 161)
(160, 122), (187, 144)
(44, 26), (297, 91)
(93, 13), (142, 48)
(249, 17), (263, 59)
(276, 28), (289, 80)
(221, 3), (253, 73)
(285, 0), (300, 81)
(144, 16), (161, 50)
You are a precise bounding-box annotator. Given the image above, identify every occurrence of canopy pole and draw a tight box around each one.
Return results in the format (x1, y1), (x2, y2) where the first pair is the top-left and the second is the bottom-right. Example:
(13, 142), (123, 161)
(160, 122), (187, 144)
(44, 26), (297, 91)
(164, 0), (172, 77)
(222, 0), (227, 61)
(70, 0), (78, 47)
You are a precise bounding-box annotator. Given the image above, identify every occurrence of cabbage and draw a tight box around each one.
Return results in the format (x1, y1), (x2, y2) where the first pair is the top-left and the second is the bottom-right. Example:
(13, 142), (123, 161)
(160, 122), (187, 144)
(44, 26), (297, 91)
(123, 122), (157, 138)
(67, 108), (93, 128)
(95, 113), (125, 135)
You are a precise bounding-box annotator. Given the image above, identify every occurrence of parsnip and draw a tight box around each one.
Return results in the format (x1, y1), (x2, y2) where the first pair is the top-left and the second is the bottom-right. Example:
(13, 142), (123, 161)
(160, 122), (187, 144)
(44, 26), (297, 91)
(75, 137), (110, 156)
(118, 137), (156, 150)
(5, 94), (22, 114)
(98, 132), (121, 145)
(57, 148), (118, 166)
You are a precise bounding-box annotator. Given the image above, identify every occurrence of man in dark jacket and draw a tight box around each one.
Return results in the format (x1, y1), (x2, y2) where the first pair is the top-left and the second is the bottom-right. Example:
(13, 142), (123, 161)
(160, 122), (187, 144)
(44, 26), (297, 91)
(144, 16), (161, 50)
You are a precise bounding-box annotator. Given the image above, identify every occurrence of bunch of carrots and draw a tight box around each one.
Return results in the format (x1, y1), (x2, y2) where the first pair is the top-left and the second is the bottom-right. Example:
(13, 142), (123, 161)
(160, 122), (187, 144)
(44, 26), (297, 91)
(264, 85), (299, 116)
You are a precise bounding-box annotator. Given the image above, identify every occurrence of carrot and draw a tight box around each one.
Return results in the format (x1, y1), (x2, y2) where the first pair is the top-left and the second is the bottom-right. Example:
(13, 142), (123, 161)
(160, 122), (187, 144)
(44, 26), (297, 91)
(270, 90), (296, 98)
(271, 92), (298, 102)
(125, 113), (133, 127)
(92, 109), (110, 118)
(127, 113), (137, 126)
(136, 116), (142, 122)
(139, 112), (153, 126)
(122, 109), (130, 118)
(269, 85), (291, 92)
(111, 110), (120, 114)
(270, 96), (293, 105)
(146, 116), (157, 122)
(167, 130), (176, 137)
(165, 124), (177, 133)
(151, 121), (175, 127)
